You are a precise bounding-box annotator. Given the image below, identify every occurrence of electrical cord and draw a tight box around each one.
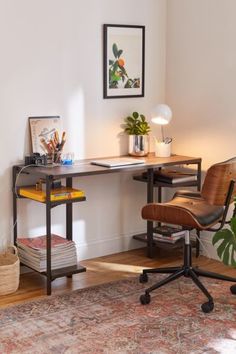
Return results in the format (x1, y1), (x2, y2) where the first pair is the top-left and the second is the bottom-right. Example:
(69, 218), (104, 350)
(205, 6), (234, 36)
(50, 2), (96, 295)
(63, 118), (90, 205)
(14, 164), (37, 198)
(0, 164), (36, 252)
(10, 164), (37, 245)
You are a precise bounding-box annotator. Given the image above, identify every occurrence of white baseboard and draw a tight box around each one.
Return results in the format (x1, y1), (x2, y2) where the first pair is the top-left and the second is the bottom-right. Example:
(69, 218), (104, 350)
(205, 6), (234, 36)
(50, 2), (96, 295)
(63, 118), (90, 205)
(195, 231), (220, 261)
(20, 230), (221, 274)
(76, 231), (145, 261)
(19, 230), (145, 273)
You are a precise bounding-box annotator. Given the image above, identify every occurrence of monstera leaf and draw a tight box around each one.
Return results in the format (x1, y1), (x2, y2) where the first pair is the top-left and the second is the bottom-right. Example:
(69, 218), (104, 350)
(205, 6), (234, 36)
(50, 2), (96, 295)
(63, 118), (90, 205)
(212, 217), (236, 266)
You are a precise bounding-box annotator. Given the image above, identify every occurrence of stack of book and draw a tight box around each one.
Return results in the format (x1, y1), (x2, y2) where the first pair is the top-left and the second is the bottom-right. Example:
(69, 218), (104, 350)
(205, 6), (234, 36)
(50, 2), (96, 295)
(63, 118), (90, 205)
(142, 169), (197, 184)
(17, 234), (78, 272)
(153, 225), (185, 243)
(19, 186), (85, 202)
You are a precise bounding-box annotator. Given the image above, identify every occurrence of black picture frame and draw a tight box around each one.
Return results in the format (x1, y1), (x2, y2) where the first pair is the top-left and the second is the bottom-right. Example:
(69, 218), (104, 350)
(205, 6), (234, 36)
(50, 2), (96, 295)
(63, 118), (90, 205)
(103, 24), (145, 99)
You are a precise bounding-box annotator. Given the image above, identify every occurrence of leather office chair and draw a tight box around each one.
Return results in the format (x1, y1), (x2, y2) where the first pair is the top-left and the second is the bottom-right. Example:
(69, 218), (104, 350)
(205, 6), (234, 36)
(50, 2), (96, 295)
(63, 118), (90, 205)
(139, 157), (236, 313)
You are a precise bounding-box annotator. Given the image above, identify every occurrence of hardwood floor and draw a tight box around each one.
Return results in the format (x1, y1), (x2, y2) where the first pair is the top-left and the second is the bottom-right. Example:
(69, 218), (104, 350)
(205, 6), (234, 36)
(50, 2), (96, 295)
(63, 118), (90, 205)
(0, 247), (235, 308)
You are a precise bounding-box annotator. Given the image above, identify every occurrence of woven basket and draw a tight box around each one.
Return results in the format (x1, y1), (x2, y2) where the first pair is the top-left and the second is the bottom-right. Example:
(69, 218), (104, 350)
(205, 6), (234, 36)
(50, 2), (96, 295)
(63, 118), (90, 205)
(0, 245), (20, 295)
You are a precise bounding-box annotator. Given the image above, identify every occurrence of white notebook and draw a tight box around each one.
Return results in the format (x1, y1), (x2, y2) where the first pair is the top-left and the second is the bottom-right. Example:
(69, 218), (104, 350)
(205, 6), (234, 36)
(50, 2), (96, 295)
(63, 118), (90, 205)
(91, 157), (145, 168)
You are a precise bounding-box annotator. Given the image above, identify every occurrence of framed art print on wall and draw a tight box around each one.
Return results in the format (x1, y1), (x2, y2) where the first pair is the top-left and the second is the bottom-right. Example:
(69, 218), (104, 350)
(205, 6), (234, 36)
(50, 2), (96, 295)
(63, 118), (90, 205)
(103, 24), (145, 99)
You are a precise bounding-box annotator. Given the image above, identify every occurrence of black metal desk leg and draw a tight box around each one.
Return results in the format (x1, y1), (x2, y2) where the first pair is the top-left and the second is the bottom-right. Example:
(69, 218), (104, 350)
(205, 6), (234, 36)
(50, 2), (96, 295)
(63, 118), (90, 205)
(46, 177), (52, 295)
(197, 161), (202, 192)
(13, 166), (18, 245)
(66, 177), (73, 278)
(196, 161), (202, 257)
(146, 168), (154, 258)
(66, 177), (73, 241)
(196, 230), (200, 257)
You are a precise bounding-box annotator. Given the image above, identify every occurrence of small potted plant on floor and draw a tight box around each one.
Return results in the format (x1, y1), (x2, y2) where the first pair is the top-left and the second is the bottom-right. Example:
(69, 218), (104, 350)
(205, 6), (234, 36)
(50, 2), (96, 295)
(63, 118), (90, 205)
(212, 214), (236, 294)
(212, 217), (236, 267)
(122, 112), (151, 156)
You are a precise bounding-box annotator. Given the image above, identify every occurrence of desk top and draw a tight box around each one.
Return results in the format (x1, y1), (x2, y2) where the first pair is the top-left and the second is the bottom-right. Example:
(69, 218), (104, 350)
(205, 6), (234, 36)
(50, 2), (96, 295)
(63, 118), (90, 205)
(15, 154), (201, 179)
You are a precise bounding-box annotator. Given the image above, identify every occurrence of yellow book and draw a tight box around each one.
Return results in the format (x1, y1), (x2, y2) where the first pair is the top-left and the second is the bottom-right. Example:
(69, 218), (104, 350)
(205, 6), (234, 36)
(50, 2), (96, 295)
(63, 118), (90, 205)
(19, 186), (85, 202)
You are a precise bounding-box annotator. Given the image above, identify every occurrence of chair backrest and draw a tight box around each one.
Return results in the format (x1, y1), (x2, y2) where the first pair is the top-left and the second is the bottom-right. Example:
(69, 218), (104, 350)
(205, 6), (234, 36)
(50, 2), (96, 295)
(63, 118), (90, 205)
(201, 157), (236, 206)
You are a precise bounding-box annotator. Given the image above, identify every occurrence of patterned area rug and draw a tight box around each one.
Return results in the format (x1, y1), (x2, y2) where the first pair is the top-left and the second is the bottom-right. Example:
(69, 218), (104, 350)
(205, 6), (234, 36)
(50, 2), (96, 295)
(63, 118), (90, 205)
(0, 275), (236, 354)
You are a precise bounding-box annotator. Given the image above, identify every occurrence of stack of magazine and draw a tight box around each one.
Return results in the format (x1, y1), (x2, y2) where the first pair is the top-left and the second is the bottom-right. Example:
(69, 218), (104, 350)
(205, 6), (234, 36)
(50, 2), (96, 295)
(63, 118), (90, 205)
(153, 225), (185, 243)
(17, 234), (77, 272)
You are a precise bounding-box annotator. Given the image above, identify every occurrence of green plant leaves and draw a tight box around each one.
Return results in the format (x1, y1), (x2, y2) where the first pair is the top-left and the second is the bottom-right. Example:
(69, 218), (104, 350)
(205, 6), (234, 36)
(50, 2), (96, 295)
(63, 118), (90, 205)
(117, 49), (123, 58)
(124, 79), (133, 88)
(123, 112), (151, 135)
(109, 43), (140, 89)
(231, 217), (236, 235)
(126, 116), (135, 123)
(118, 66), (128, 78)
(111, 73), (121, 82)
(140, 114), (145, 122)
(212, 222), (236, 266)
(112, 43), (119, 58)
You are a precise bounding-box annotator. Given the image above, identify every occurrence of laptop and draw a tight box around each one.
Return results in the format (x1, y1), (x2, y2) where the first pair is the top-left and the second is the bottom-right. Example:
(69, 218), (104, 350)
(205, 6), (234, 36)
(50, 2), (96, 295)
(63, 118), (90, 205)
(91, 157), (145, 168)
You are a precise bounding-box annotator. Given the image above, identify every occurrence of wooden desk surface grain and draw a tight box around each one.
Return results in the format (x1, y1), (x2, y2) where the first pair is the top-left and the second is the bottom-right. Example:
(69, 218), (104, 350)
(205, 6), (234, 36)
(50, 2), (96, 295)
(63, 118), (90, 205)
(15, 154), (201, 179)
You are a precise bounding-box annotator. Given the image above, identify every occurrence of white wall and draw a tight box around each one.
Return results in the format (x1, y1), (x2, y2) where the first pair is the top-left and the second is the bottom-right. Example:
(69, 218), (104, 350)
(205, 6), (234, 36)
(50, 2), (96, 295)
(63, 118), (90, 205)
(166, 0), (236, 258)
(0, 0), (167, 258)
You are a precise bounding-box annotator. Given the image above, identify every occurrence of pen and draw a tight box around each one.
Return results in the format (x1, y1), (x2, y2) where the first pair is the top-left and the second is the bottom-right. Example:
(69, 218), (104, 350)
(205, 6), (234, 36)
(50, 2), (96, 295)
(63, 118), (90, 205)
(50, 139), (57, 151)
(40, 138), (51, 153)
(47, 142), (53, 153)
(164, 137), (172, 144)
(58, 138), (66, 152)
(54, 130), (59, 146)
(61, 131), (66, 142)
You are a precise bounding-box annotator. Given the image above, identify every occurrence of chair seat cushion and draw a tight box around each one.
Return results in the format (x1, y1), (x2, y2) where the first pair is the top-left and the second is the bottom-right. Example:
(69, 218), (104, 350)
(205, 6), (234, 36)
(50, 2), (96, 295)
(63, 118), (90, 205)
(142, 194), (224, 229)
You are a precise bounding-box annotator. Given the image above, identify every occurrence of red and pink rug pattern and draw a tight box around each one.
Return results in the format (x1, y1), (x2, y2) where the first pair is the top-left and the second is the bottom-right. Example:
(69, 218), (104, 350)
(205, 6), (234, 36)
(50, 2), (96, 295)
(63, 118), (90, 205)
(0, 275), (236, 353)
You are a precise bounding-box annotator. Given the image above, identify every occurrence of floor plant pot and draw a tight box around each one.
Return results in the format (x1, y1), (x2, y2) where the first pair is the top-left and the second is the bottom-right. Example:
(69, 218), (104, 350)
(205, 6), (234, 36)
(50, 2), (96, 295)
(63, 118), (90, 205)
(128, 135), (148, 157)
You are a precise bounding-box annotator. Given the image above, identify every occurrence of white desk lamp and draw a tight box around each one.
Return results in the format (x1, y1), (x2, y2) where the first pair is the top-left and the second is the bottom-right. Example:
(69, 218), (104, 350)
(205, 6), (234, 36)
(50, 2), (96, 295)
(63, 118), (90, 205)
(151, 104), (172, 157)
(151, 104), (172, 142)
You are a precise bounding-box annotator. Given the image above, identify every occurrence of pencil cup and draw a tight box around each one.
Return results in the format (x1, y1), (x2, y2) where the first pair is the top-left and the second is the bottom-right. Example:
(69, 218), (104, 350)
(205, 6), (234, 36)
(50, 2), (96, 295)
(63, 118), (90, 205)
(155, 142), (171, 157)
(53, 151), (62, 163)
(45, 154), (53, 165)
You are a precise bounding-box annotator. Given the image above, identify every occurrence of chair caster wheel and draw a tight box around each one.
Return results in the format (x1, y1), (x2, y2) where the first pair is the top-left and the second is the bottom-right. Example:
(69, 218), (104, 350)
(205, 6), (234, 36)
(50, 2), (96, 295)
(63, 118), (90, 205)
(140, 293), (151, 305)
(230, 284), (236, 294)
(139, 273), (148, 283)
(201, 301), (214, 313)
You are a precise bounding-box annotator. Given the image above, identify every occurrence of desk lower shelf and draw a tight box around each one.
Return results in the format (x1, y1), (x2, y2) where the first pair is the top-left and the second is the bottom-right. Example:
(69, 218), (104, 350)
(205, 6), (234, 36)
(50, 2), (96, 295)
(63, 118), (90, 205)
(21, 263), (86, 280)
(133, 175), (199, 188)
(133, 233), (196, 250)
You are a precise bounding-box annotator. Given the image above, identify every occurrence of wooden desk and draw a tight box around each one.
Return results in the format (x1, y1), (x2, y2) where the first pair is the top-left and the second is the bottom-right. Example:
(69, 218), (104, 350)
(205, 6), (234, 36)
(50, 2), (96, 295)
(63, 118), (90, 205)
(13, 154), (201, 294)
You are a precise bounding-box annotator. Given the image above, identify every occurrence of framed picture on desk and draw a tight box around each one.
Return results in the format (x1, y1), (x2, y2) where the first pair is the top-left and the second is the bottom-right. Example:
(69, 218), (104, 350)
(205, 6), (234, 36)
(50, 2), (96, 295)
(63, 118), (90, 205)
(29, 116), (62, 154)
(103, 24), (145, 99)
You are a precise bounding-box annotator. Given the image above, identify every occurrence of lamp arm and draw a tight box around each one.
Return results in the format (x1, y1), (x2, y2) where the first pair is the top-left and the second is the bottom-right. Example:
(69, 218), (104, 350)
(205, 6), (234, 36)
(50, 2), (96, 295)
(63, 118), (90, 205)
(161, 126), (164, 142)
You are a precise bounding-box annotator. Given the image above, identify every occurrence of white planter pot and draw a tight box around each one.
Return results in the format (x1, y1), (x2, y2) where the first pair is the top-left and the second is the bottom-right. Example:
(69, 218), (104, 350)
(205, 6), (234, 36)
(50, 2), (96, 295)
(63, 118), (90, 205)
(128, 135), (149, 157)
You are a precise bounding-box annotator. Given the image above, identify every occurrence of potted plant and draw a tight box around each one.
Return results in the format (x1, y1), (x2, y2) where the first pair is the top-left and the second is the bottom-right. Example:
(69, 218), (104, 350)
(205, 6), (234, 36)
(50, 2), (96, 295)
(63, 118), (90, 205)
(122, 112), (151, 156)
(212, 215), (236, 294)
(212, 216), (236, 267)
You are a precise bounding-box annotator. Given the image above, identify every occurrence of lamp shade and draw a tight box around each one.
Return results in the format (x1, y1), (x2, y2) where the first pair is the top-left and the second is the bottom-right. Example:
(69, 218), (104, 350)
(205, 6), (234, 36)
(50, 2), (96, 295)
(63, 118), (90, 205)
(151, 104), (172, 125)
